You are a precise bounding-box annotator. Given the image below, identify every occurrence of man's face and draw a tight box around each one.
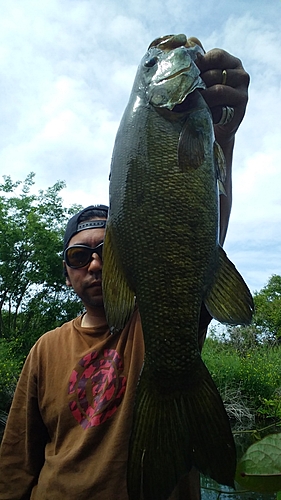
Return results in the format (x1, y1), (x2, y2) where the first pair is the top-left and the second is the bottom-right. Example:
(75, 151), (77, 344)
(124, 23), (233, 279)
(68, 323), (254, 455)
(64, 221), (106, 310)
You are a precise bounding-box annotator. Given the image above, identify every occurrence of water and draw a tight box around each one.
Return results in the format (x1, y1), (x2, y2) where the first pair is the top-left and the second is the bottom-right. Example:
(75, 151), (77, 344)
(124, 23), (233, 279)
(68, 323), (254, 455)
(201, 476), (275, 499)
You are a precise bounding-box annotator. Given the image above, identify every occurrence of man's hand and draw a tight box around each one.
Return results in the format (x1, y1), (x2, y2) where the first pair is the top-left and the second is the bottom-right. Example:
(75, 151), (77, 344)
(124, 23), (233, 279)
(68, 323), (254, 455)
(195, 48), (250, 144)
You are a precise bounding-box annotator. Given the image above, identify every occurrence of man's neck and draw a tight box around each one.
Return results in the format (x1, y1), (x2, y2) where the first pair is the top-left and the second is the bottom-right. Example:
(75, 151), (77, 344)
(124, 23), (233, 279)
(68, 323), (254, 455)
(81, 308), (108, 328)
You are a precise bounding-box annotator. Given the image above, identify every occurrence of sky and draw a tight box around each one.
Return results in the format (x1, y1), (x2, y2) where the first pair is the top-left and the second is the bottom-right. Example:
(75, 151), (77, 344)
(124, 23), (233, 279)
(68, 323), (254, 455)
(0, 0), (280, 293)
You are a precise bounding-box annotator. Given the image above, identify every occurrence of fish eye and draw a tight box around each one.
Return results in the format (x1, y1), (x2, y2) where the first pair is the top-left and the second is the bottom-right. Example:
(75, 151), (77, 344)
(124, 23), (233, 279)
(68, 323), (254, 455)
(144, 56), (158, 67)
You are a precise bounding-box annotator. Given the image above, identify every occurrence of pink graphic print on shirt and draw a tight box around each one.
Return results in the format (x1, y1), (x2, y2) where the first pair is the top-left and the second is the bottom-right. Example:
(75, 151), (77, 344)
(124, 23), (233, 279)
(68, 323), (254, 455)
(68, 349), (126, 429)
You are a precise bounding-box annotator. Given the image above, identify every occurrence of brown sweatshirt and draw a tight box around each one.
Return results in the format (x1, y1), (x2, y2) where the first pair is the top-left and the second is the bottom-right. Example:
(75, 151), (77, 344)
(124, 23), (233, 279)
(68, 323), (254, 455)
(0, 309), (144, 499)
(0, 308), (202, 500)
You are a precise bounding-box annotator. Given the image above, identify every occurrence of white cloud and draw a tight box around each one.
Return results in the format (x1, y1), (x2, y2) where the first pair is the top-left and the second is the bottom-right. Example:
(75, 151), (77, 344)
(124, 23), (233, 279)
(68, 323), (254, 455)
(0, 0), (280, 292)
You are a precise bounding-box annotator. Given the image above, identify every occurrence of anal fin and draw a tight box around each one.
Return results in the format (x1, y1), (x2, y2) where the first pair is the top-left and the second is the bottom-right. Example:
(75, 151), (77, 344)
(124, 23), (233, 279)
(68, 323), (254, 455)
(205, 246), (254, 325)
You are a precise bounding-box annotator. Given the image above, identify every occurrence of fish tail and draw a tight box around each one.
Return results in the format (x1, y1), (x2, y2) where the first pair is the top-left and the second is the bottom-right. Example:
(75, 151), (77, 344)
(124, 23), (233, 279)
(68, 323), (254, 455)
(186, 359), (237, 486)
(127, 359), (236, 500)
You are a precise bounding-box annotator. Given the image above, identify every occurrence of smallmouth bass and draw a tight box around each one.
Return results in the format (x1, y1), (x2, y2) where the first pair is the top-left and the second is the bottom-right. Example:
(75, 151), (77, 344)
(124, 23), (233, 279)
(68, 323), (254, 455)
(103, 34), (254, 500)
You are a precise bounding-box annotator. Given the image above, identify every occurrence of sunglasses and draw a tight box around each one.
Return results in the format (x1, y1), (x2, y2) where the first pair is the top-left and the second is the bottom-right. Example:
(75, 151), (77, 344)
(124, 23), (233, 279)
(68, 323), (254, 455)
(64, 242), (103, 269)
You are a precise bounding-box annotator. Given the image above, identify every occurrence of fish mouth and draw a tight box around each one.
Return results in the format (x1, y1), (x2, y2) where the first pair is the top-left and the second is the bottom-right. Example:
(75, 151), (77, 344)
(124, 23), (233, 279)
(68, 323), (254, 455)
(158, 66), (191, 83)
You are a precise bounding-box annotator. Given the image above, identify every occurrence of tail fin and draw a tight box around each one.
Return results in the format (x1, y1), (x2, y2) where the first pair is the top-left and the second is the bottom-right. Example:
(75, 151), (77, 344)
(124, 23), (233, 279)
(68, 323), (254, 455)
(127, 358), (236, 500)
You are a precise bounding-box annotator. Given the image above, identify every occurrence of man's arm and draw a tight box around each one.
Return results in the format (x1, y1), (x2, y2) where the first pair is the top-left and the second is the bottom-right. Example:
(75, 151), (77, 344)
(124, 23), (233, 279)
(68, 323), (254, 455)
(0, 349), (49, 499)
(196, 47), (250, 244)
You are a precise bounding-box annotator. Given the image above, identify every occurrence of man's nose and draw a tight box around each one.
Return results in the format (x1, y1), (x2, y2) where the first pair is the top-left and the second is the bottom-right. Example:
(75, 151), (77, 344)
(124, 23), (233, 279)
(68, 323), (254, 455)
(87, 252), (102, 271)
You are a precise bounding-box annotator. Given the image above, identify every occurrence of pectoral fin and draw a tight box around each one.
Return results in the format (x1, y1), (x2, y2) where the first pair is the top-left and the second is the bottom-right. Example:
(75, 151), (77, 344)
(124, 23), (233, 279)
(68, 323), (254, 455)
(205, 246), (254, 325)
(102, 223), (135, 330)
(178, 115), (205, 171)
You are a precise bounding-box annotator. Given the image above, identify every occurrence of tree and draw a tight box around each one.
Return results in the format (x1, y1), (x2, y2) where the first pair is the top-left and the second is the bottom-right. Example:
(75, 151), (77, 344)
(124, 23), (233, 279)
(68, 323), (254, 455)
(225, 275), (281, 346)
(253, 275), (281, 343)
(0, 173), (83, 356)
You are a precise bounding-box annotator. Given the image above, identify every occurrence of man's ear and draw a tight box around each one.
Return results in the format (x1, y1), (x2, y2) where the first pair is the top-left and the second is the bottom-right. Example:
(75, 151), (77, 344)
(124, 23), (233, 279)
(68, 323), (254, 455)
(63, 262), (72, 287)
(66, 276), (72, 287)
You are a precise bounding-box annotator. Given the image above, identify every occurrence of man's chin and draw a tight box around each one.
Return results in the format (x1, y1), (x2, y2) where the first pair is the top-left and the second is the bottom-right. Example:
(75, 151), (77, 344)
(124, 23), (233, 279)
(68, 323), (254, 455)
(90, 296), (105, 308)
(79, 291), (104, 309)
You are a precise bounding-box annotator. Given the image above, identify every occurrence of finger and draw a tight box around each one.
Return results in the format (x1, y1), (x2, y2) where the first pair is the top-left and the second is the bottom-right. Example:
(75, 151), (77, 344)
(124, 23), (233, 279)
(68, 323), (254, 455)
(196, 48), (243, 72)
(185, 36), (206, 53)
(210, 105), (240, 127)
(200, 68), (250, 90)
(200, 84), (248, 109)
(209, 106), (225, 125)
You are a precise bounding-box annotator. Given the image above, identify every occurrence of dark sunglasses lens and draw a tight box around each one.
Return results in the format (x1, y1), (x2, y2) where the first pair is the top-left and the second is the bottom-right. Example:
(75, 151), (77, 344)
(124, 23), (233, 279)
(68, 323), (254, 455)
(66, 247), (92, 268)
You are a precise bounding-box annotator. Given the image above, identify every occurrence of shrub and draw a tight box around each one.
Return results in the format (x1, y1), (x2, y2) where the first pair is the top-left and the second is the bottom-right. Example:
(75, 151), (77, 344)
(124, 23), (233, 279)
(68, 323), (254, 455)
(202, 337), (281, 418)
(0, 340), (22, 413)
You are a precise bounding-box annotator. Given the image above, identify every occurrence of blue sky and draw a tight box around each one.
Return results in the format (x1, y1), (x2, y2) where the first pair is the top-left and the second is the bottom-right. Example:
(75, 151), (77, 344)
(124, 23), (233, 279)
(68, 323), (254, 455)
(0, 0), (280, 293)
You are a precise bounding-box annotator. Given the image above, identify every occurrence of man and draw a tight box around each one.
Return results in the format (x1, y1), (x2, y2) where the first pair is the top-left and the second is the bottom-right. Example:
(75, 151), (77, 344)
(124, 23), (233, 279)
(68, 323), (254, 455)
(0, 47), (249, 499)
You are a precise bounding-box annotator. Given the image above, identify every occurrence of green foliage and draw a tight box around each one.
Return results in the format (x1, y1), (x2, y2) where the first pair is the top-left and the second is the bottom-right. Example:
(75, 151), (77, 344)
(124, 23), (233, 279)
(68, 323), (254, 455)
(236, 433), (281, 493)
(225, 275), (281, 347)
(6, 288), (83, 363)
(253, 275), (281, 343)
(0, 173), (66, 331)
(203, 275), (281, 423)
(202, 338), (281, 413)
(257, 394), (281, 420)
(201, 278), (281, 498)
(224, 324), (261, 355)
(0, 173), (84, 412)
(0, 340), (21, 412)
(204, 431), (281, 497)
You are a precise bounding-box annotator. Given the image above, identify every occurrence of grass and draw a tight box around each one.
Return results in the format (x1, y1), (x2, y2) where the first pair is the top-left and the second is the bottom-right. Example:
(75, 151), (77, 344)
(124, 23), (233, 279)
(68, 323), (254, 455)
(202, 337), (281, 420)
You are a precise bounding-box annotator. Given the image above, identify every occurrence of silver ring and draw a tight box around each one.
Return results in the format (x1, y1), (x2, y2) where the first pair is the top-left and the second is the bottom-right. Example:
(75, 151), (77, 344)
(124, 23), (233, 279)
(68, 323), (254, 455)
(217, 106), (234, 126)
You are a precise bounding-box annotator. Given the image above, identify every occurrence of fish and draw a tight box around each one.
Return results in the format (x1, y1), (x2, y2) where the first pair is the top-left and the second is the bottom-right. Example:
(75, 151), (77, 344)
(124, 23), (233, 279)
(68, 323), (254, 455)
(102, 34), (254, 500)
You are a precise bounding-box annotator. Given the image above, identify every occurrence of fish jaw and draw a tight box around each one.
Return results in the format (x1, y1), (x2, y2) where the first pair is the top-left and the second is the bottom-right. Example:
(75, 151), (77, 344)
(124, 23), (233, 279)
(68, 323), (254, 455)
(140, 44), (206, 110)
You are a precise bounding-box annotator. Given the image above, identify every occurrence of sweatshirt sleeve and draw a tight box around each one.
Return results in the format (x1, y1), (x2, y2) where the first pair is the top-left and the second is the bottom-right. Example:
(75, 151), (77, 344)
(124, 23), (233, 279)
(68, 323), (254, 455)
(0, 346), (49, 500)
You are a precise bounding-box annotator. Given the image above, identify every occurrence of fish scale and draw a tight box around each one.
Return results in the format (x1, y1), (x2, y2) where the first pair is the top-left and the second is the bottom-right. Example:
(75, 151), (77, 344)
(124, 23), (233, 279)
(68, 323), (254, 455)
(103, 34), (254, 500)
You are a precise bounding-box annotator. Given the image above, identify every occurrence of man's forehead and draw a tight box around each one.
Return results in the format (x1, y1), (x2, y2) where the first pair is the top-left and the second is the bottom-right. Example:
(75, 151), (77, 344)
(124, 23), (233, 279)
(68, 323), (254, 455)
(69, 225), (106, 245)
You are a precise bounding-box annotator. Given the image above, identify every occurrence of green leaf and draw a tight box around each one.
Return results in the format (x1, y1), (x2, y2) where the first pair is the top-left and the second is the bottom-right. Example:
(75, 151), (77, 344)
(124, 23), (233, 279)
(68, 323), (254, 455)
(0, 172), (82, 350)
(235, 433), (281, 493)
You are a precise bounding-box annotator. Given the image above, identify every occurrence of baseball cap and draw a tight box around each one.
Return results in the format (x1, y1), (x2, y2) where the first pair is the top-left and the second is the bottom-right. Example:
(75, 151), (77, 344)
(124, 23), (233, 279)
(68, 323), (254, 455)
(63, 205), (109, 250)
